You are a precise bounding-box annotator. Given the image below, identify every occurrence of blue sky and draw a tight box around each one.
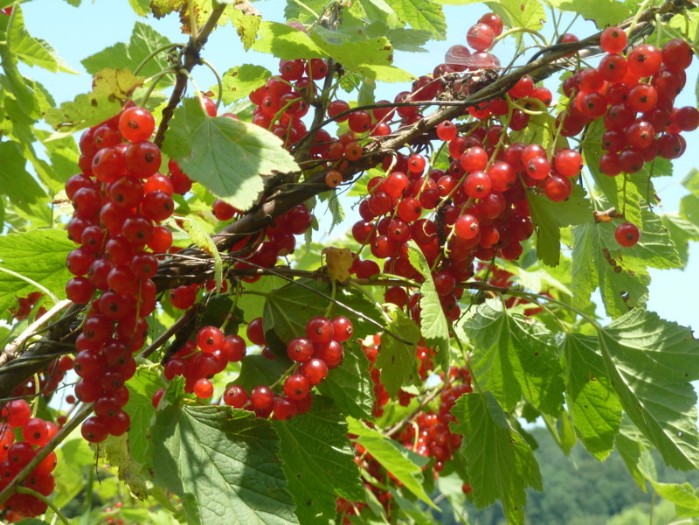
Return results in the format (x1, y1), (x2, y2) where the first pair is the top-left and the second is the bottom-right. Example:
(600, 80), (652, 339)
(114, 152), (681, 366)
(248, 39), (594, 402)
(20, 0), (698, 330)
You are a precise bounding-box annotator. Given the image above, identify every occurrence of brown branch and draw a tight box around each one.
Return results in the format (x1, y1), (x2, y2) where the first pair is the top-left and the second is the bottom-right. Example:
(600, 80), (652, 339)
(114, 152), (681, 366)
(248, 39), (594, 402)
(152, 2), (228, 147)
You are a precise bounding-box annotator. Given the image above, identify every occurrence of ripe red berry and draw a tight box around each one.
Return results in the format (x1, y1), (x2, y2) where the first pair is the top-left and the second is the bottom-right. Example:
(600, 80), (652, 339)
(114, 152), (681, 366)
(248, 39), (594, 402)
(247, 317), (266, 346)
(119, 106), (155, 143)
(615, 222), (640, 247)
(600, 27), (627, 54)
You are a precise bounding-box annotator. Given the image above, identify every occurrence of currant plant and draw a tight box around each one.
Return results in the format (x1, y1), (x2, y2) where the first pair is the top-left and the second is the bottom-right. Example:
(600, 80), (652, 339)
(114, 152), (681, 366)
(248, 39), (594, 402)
(0, 0), (698, 524)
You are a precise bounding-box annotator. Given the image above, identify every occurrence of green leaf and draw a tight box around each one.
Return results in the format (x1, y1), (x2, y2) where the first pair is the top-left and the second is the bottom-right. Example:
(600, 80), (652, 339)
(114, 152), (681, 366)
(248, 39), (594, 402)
(527, 184), (592, 266)
(163, 98), (299, 212)
(252, 22), (326, 59)
(662, 213), (699, 266)
(53, 438), (94, 509)
(238, 275), (286, 321)
(44, 68), (143, 132)
(220, 64), (271, 105)
(264, 278), (383, 344)
(544, 0), (631, 27)
(571, 221), (650, 318)
(347, 418), (435, 507)
(0, 229), (74, 314)
(488, 0), (545, 33)
(596, 309), (699, 470)
(129, 0), (151, 15)
(8, 7), (74, 73)
(384, 0), (447, 38)
(460, 299), (564, 415)
(181, 216), (223, 291)
(406, 241), (450, 370)
(375, 309), (420, 396)
(317, 346), (375, 419)
(82, 22), (174, 84)
(150, 405), (298, 525)
(273, 397), (364, 524)
(563, 333), (622, 460)
(235, 354), (290, 391)
(126, 366), (164, 464)
(0, 141), (45, 206)
(230, 7), (261, 51)
(451, 392), (542, 525)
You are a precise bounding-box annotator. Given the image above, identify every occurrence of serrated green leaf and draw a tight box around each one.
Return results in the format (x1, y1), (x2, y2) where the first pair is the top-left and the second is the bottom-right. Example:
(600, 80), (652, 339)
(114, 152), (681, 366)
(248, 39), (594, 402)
(406, 241), (449, 370)
(52, 438), (94, 509)
(684, 168), (699, 197)
(572, 221), (650, 318)
(8, 6), (74, 73)
(347, 418), (435, 507)
(162, 98), (299, 212)
(563, 333), (622, 459)
(263, 278), (383, 344)
(235, 354), (290, 391)
(220, 64), (271, 105)
(544, 0), (631, 27)
(662, 213), (699, 266)
(252, 22), (326, 58)
(452, 392), (542, 525)
(82, 22), (174, 84)
(376, 309), (420, 396)
(385, 0), (446, 38)
(460, 299), (564, 415)
(181, 216), (223, 291)
(0, 229), (74, 314)
(238, 275), (286, 321)
(150, 405), (298, 525)
(44, 68), (143, 132)
(230, 7), (261, 51)
(0, 141), (45, 206)
(317, 345), (375, 419)
(596, 309), (699, 470)
(129, 0), (151, 15)
(527, 184), (592, 266)
(615, 424), (651, 490)
(274, 397), (364, 524)
(126, 366), (164, 464)
(489, 0), (545, 33)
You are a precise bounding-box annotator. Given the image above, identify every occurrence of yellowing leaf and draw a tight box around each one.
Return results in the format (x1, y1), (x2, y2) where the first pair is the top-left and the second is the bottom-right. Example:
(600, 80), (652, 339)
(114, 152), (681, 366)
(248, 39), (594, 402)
(323, 247), (353, 283)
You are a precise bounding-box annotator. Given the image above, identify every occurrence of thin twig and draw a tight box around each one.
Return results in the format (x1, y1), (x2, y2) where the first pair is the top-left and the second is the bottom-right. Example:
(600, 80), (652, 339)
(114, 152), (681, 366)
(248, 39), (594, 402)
(1, 300), (71, 367)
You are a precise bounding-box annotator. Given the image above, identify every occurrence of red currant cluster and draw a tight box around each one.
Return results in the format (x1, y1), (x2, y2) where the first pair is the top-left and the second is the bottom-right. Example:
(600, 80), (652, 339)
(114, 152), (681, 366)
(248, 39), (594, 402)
(361, 335), (433, 417)
(561, 31), (696, 173)
(157, 326), (247, 401)
(221, 315), (353, 420)
(397, 367), (472, 472)
(9, 292), (44, 322)
(64, 105), (185, 442)
(339, 367), (471, 521)
(249, 58), (329, 149)
(0, 401), (58, 520)
(558, 30), (695, 247)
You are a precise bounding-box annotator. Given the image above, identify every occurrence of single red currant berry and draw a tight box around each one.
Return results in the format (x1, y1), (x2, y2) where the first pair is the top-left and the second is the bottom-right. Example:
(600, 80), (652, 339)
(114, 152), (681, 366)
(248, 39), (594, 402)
(300, 358), (329, 385)
(600, 26), (627, 54)
(467, 23), (495, 51)
(223, 385), (248, 408)
(193, 378), (214, 399)
(331, 316), (353, 342)
(454, 214), (480, 240)
(306, 316), (334, 344)
(615, 222), (640, 247)
(197, 326), (224, 353)
(283, 374), (311, 401)
(247, 317), (266, 346)
(119, 106), (156, 143)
